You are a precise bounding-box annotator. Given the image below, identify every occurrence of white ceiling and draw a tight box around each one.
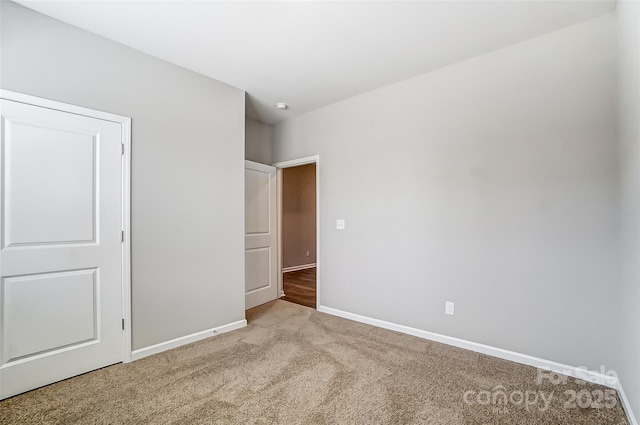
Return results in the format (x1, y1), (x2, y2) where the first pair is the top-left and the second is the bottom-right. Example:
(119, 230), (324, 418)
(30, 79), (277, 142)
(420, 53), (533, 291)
(18, 1), (615, 124)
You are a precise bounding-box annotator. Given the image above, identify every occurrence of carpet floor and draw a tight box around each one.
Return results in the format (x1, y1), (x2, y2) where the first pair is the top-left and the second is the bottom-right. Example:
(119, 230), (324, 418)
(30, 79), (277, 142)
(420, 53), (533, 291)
(0, 300), (630, 424)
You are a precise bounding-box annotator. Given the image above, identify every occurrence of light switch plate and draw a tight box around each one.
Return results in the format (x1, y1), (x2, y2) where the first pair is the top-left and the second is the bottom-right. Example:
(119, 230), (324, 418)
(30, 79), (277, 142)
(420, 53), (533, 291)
(336, 219), (346, 230)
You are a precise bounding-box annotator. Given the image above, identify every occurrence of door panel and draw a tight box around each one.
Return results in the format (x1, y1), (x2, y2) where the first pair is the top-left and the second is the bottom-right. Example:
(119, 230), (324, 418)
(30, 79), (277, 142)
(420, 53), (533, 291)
(4, 269), (97, 361)
(245, 161), (277, 309)
(245, 247), (271, 292)
(4, 122), (96, 246)
(0, 98), (124, 399)
(245, 169), (271, 234)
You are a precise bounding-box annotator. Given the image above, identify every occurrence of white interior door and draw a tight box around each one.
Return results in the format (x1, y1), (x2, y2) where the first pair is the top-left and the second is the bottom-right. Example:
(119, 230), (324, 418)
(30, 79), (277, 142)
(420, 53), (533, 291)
(245, 160), (277, 309)
(0, 96), (125, 399)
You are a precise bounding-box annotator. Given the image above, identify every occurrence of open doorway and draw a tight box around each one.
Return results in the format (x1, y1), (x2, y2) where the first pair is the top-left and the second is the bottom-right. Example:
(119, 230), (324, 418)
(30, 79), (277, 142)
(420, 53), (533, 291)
(274, 156), (319, 309)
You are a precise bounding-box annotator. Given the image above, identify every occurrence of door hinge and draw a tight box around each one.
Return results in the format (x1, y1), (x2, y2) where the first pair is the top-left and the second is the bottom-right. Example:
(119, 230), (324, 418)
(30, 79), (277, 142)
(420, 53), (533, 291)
(122, 319), (125, 330)
(121, 143), (125, 155)
(121, 230), (124, 242)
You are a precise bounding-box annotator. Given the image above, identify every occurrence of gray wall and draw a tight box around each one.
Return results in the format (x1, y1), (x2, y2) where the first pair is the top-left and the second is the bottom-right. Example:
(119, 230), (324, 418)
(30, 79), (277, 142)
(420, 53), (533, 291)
(282, 164), (317, 268)
(245, 117), (272, 164)
(617, 1), (640, 417)
(273, 15), (619, 370)
(1, 2), (246, 350)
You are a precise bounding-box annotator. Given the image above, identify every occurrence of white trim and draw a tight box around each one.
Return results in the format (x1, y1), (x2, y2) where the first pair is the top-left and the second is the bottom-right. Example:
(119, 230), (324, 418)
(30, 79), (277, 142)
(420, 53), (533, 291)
(283, 263), (317, 273)
(273, 155), (320, 308)
(121, 117), (132, 363)
(131, 320), (247, 361)
(319, 305), (639, 423)
(0, 89), (133, 365)
(276, 168), (284, 298)
(317, 305), (619, 387)
(0, 90), (130, 124)
(273, 155), (319, 169)
(245, 159), (275, 173)
(616, 379), (639, 425)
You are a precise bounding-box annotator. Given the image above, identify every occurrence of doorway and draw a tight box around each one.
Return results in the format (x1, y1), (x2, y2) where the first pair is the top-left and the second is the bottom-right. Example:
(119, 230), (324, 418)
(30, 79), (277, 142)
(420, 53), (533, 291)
(282, 267), (316, 309)
(274, 156), (319, 309)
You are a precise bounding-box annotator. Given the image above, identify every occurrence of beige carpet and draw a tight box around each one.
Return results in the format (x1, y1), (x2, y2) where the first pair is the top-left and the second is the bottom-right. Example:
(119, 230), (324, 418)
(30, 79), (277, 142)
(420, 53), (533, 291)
(0, 300), (630, 424)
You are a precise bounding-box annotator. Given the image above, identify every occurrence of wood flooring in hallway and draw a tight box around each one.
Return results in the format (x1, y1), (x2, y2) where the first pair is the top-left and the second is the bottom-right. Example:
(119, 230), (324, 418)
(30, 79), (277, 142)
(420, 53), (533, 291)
(282, 267), (316, 309)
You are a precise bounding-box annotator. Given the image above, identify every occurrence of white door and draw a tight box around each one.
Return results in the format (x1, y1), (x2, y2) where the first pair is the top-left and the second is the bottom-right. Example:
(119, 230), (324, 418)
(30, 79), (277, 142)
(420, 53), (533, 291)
(0, 96), (125, 399)
(245, 161), (278, 309)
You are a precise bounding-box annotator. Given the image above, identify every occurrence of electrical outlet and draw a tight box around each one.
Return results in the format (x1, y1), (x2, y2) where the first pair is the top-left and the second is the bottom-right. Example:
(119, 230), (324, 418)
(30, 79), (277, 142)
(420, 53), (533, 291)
(445, 301), (455, 316)
(336, 219), (346, 230)
(306, 251), (310, 257)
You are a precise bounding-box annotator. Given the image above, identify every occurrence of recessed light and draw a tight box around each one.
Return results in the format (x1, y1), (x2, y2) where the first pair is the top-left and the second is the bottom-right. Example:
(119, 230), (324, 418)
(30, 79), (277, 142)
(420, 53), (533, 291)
(276, 103), (288, 110)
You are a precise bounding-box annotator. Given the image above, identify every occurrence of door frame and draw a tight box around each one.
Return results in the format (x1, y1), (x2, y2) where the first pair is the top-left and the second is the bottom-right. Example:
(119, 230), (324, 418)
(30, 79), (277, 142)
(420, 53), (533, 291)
(272, 155), (320, 307)
(0, 89), (133, 363)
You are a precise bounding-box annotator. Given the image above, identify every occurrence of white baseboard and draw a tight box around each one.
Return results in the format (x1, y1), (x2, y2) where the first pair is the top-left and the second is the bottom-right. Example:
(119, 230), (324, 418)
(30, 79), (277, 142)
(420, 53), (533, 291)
(616, 379), (639, 425)
(130, 319), (247, 361)
(317, 305), (636, 425)
(283, 263), (316, 273)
